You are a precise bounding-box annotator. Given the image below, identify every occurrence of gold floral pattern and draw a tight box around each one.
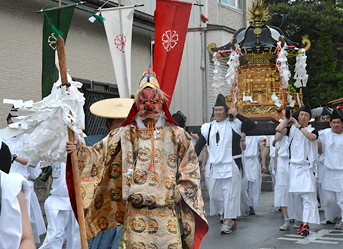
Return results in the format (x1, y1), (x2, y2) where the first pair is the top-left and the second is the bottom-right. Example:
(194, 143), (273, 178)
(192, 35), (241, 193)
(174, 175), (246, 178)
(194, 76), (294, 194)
(145, 194), (156, 208)
(94, 194), (103, 210)
(109, 163), (121, 179)
(167, 154), (177, 169)
(148, 218), (158, 234)
(131, 218), (146, 233)
(164, 177), (176, 190)
(132, 242), (146, 249)
(126, 151), (134, 164)
(110, 188), (122, 202)
(147, 243), (158, 249)
(166, 219), (178, 234)
(97, 217), (109, 230)
(137, 147), (152, 162)
(133, 170), (148, 185)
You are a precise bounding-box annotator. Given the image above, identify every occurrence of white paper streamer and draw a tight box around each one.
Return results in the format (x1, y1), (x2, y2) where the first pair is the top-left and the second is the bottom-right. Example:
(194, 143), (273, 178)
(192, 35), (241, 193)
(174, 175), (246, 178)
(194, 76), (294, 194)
(276, 42), (291, 89)
(212, 52), (225, 96)
(294, 48), (308, 88)
(242, 92), (259, 103)
(0, 59), (85, 168)
(287, 93), (295, 107)
(225, 47), (240, 89)
(296, 93), (302, 108)
(271, 92), (281, 108)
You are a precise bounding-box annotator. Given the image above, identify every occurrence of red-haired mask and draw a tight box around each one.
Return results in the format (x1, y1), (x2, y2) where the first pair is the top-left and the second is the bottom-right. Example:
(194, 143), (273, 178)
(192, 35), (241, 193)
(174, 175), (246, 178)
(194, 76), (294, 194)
(136, 88), (163, 120)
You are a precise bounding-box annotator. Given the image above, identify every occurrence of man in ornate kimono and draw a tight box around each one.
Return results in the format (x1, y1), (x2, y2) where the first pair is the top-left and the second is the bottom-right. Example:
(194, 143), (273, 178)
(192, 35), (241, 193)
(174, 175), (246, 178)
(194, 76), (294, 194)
(66, 67), (208, 249)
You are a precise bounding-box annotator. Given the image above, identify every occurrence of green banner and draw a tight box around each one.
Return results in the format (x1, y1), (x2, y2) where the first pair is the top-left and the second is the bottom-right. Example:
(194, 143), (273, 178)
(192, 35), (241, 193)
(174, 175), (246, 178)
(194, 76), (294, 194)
(41, 4), (76, 98)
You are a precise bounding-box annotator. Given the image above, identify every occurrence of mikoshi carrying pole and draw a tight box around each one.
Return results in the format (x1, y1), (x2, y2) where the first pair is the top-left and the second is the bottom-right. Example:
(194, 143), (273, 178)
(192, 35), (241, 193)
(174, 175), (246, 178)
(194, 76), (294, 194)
(56, 35), (88, 249)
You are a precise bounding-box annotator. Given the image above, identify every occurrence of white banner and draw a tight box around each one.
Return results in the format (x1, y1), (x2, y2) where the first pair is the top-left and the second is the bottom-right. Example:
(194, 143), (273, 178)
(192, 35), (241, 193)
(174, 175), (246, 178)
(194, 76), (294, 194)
(101, 6), (134, 98)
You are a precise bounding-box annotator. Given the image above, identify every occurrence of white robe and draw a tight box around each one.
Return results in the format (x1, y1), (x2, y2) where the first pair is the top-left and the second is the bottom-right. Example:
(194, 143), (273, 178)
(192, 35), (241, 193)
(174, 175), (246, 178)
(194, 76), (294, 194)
(274, 136), (289, 207)
(317, 128), (343, 222)
(0, 171), (30, 249)
(243, 136), (265, 207)
(39, 163), (81, 249)
(2, 136), (46, 243)
(287, 125), (319, 224)
(267, 136), (276, 184)
(201, 118), (243, 218)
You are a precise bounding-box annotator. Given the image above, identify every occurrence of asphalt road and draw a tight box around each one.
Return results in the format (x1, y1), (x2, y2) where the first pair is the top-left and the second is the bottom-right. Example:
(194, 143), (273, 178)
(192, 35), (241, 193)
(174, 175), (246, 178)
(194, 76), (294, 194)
(200, 191), (343, 249)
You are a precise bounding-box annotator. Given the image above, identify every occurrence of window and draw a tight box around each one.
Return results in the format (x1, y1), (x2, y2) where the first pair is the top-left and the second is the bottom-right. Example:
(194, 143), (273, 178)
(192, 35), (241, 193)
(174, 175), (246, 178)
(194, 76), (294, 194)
(219, 0), (243, 10)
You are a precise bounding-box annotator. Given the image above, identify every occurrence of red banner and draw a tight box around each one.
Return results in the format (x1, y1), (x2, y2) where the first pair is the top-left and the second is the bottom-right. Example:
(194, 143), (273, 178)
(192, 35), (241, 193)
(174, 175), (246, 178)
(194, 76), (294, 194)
(153, 0), (192, 106)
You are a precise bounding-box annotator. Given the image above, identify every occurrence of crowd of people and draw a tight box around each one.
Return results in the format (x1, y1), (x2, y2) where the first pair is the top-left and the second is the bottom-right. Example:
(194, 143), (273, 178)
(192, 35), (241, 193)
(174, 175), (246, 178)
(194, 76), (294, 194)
(1, 72), (343, 248)
(194, 97), (343, 237)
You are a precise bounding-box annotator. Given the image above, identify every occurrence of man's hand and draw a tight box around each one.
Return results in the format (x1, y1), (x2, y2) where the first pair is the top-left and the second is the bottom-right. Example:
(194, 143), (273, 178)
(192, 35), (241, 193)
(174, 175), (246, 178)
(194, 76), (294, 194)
(66, 140), (79, 154)
(291, 117), (300, 128)
(190, 132), (199, 142)
(261, 165), (267, 174)
(228, 107), (238, 117)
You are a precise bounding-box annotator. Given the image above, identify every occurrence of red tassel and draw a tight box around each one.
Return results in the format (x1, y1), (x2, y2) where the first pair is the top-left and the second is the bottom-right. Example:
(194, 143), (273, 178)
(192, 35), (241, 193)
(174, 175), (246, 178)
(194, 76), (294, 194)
(200, 13), (208, 23)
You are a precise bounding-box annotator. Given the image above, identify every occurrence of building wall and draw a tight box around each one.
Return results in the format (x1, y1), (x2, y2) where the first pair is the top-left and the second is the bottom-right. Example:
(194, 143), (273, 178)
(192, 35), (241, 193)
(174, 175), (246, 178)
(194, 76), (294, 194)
(207, 0), (245, 31)
(204, 1), (248, 122)
(0, 0), (152, 129)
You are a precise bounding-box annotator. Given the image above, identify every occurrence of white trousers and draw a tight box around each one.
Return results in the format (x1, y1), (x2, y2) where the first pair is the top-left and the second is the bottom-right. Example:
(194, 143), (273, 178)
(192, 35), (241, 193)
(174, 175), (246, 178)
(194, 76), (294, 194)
(244, 157), (261, 207)
(268, 156), (275, 186)
(39, 197), (81, 249)
(274, 185), (289, 207)
(204, 162), (215, 200)
(288, 192), (320, 224)
(210, 164), (241, 219)
(274, 157), (289, 207)
(322, 189), (343, 222)
(241, 174), (249, 214)
(28, 181), (46, 243)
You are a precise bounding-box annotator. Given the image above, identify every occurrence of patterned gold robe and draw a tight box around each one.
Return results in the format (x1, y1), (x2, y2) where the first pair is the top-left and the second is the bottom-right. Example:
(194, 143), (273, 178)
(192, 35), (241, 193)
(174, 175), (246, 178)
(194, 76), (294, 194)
(70, 122), (208, 249)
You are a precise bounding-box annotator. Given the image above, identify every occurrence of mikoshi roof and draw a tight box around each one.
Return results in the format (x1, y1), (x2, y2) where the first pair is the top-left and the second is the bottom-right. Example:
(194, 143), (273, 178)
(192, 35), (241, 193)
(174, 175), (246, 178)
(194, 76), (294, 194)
(90, 98), (134, 119)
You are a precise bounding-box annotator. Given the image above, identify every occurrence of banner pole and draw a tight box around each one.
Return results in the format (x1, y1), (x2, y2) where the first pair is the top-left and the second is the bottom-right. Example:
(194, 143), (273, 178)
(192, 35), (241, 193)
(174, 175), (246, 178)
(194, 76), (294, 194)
(56, 35), (88, 249)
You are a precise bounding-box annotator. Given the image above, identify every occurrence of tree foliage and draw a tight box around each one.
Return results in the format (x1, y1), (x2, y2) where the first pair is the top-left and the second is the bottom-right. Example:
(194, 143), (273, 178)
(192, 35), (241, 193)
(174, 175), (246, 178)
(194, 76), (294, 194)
(267, 0), (343, 107)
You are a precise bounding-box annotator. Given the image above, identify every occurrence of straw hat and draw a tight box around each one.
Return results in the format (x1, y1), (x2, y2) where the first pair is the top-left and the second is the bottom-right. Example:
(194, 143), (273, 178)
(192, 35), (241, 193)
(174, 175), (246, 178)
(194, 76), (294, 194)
(90, 98), (134, 119)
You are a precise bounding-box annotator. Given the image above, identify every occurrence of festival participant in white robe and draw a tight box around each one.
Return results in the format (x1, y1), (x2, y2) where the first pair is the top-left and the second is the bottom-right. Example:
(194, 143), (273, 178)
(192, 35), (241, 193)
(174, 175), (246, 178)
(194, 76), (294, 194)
(316, 107), (332, 215)
(265, 134), (277, 186)
(273, 135), (291, 231)
(39, 162), (81, 249)
(275, 104), (320, 236)
(242, 135), (266, 215)
(3, 114), (46, 243)
(0, 139), (35, 249)
(317, 109), (343, 230)
(194, 94), (256, 234)
(240, 133), (250, 217)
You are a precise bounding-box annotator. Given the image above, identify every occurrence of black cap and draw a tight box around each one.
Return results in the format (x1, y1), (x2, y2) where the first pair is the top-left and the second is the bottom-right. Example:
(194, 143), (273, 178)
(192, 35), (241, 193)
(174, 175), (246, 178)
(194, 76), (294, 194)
(292, 109), (300, 120)
(0, 142), (12, 174)
(172, 111), (186, 128)
(214, 94), (229, 111)
(298, 103), (311, 118)
(6, 105), (18, 122)
(320, 107), (332, 117)
(330, 108), (343, 121)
